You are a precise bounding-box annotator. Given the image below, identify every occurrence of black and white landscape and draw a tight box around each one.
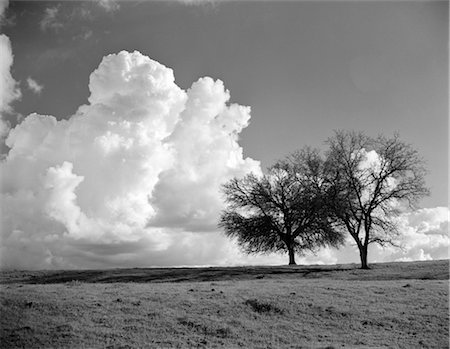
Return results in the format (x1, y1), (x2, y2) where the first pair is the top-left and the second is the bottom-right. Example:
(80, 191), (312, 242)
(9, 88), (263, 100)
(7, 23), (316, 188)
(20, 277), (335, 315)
(0, 0), (448, 348)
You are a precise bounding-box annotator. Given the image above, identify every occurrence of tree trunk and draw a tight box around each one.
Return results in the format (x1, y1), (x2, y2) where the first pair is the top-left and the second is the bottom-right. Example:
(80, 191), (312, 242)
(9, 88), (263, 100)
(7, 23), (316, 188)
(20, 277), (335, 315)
(359, 245), (369, 269)
(288, 246), (296, 265)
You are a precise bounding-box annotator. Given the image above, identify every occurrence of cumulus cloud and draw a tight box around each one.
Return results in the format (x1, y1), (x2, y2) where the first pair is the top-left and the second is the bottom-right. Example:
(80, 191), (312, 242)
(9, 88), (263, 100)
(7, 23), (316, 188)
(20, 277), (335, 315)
(0, 35), (20, 114)
(389, 207), (449, 261)
(0, 50), (261, 269)
(150, 77), (260, 232)
(26, 77), (44, 94)
(0, 34), (21, 144)
(290, 206), (449, 266)
(0, 50), (447, 270)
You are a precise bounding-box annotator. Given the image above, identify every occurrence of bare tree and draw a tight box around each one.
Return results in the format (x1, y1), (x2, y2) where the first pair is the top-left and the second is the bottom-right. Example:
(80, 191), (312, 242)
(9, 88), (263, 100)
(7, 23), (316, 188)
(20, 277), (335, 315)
(324, 130), (429, 269)
(219, 149), (344, 265)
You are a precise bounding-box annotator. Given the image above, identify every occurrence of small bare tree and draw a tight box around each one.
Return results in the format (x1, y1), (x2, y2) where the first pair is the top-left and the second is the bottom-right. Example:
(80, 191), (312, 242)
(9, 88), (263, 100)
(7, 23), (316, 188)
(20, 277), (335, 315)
(324, 131), (429, 269)
(220, 149), (344, 265)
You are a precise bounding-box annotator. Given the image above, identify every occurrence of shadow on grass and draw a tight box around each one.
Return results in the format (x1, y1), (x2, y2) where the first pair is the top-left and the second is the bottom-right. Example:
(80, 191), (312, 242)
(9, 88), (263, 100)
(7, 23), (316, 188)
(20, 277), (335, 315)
(2, 265), (350, 284)
(1, 260), (448, 285)
(244, 298), (284, 315)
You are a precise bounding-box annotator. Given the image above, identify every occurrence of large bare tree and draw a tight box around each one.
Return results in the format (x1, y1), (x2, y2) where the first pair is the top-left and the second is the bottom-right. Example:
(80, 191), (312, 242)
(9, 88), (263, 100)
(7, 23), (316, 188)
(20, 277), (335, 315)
(220, 149), (344, 265)
(324, 131), (429, 269)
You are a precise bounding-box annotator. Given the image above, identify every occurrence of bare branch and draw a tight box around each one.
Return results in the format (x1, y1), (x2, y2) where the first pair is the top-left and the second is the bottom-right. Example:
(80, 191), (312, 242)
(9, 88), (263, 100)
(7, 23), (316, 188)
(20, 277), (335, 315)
(324, 130), (429, 268)
(219, 148), (345, 265)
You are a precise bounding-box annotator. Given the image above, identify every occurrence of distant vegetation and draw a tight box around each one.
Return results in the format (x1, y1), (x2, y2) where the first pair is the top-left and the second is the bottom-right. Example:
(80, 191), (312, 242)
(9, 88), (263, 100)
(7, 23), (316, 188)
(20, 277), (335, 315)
(221, 130), (429, 269)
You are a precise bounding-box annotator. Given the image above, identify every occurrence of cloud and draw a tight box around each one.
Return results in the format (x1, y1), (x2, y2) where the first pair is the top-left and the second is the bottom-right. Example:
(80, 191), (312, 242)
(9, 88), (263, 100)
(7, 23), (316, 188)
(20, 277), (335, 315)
(0, 34), (21, 144)
(71, 28), (94, 42)
(71, 6), (93, 21)
(149, 77), (260, 232)
(0, 50), (447, 270)
(26, 77), (44, 94)
(0, 50), (261, 269)
(39, 4), (95, 35)
(40, 6), (63, 32)
(0, 35), (20, 114)
(389, 207), (449, 261)
(291, 206), (449, 266)
(96, 0), (120, 13)
(0, 0), (8, 22)
(82, 29), (93, 40)
(0, 0), (14, 27)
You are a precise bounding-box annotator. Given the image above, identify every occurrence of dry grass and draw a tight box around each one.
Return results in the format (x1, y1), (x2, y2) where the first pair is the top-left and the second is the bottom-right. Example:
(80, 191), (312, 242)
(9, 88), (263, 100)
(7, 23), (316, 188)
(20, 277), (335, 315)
(0, 260), (448, 348)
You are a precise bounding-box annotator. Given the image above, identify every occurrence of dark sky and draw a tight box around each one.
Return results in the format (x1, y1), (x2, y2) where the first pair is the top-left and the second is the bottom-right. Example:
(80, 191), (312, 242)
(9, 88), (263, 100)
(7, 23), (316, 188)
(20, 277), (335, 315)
(4, 0), (448, 208)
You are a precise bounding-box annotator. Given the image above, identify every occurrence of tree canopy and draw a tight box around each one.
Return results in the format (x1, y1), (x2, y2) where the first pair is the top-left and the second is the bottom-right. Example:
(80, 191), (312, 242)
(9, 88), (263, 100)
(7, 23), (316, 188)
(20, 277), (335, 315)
(219, 148), (344, 265)
(323, 131), (429, 269)
(219, 131), (429, 269)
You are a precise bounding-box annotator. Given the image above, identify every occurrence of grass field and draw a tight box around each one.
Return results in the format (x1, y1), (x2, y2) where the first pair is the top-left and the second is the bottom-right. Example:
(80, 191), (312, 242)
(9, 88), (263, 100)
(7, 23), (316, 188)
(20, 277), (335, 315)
(0, 260), (448, 348)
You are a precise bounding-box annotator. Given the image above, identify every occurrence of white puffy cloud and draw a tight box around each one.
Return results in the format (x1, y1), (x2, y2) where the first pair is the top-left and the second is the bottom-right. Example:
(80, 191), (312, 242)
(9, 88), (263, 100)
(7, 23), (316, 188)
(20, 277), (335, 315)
(388, 207), (449, 262)
(0, 35), (20, 110)
(150, 77), (260, 232)
(0, 50), (447, 270)
(0, 34), (21, 144)
(0, 0), (18, 146)
(353, 148), (398, 208)
(0, 50), (261, 269)
(290, 206), (449, 266)
(26, 77), (44, 94)
(195, 205), (449, 266)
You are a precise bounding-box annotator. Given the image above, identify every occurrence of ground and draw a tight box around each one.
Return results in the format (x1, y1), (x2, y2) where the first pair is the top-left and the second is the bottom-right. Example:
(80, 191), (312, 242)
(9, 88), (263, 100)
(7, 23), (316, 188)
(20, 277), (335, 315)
(0, 260), (448, 348)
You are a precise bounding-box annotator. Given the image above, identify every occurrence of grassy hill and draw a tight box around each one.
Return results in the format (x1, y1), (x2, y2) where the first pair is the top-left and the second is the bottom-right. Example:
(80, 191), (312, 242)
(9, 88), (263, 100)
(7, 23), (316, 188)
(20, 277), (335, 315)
(1, 260), (448, 348)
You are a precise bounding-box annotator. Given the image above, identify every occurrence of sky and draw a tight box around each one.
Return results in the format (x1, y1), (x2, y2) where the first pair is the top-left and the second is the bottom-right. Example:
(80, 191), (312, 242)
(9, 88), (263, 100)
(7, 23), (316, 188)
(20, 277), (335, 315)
(0, 0), (448, 269)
